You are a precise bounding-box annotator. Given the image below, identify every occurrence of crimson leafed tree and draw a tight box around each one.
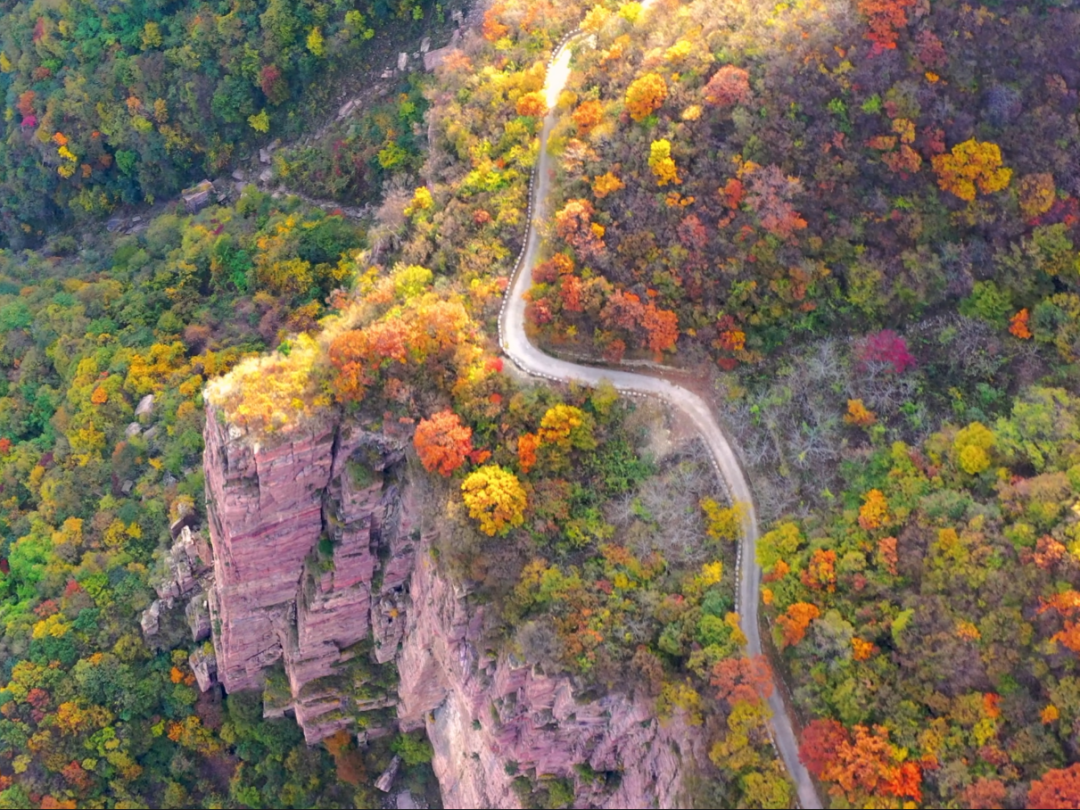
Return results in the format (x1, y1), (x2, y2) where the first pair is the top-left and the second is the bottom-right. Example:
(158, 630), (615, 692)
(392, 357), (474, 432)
(798, 718), (848, 779)
(260, 65), (289, 105)
(855, 330), (916, 373)
(711, 655), (773, 707)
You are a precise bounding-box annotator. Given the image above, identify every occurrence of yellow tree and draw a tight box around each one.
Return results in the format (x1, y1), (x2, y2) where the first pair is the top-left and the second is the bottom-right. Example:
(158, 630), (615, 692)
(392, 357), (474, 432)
(648, 140), (680, 186)
(931, 139), (1011, 202)
(858, 489), (890, 530)
(592, 172), (624, 199)
(953, 421), (995, 474)
(625, 73), (667, 122)
(538, 404), (595, 450)
(461, 466), (527, 536)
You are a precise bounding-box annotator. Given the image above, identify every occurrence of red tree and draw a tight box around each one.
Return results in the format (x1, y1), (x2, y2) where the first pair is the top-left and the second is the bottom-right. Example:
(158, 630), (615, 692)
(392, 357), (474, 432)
(799, 718), (848, 779)
(1027, 764), (1080, 809)
(703, 65), (751, 108)
(560, 275), (584, 313)
(260, 65), (289, 105)
(963, 777), (1007, 809)
(746, 166), (807, 239)
(601, 290), (646, 332)
(555, 199), (606, 260)
(414, 410), (473, 476)
(856, 330), (915, 374)
(711, 655), (773, 707)
(777, 601), (820, 647)
(857, 0), (915, 52)
(642, 303), (678, 354)
(17, 90), (36, 118)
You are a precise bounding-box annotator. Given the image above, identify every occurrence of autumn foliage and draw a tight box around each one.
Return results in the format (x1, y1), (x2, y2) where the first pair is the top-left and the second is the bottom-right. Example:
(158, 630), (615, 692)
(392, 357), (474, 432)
(572, 99), (604, 135)
(931, 139), (1012, 202)
(1026, 764), (1080, 809)
(844, 398), (876, 427)
(592, 171), (624, 199)
(624, 73), (668, 121)
(799, 718), (849, 779)
(777, 601), (820, 647)
(1018, 173), (1056, 219)
(414, 410), (473, 476)
(858, 489), (889, 530)
(857, 0), (915, 52)
(555, 198), (606, 260)
(703, 65), (751, 108)
(648, 139), (680, 186)
(461, 465), (527, 536)
(328, 294), (470, 404)
(1010, 308), (1033, 339)
(855, 330), (915, 374)
(819, 724), (922, 805)
(710, 655), (773, 706)
(517, 432), (539, 473)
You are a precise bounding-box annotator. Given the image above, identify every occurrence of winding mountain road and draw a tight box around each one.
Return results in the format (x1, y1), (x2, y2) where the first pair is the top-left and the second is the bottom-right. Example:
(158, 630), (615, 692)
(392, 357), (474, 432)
(497, 31), (823, 810)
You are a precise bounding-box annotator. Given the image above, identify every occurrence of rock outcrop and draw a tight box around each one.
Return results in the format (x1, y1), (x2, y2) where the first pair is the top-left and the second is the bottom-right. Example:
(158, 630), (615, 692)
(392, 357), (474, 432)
(198, 405), (709, 803)
(397, 552), (709, 808)
(200, 407), (416, 742)
(141, 525), (213, 642)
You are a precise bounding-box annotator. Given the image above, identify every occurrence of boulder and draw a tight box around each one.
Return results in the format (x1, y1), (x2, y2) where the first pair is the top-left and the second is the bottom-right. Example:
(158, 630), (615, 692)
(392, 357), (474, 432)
(169, 502), (197, 541)
(189, 646), (218, 692)
(135, 394), (155, 419)
(181, 180), (214, 214)
(424, 31), (461, 72)
(186, 594), (211, 642)
(140, 600), (161, 637)
(375, 756), (401, 792)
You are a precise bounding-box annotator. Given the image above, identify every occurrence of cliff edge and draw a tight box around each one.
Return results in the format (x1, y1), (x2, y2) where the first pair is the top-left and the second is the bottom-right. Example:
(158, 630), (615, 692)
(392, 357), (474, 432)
(193, 406), (708, 805)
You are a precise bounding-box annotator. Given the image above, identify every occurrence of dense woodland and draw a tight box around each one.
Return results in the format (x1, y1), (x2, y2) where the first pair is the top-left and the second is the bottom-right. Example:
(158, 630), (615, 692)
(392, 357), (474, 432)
(0, 0), (437, 245)
(2, 0), (1080, 807)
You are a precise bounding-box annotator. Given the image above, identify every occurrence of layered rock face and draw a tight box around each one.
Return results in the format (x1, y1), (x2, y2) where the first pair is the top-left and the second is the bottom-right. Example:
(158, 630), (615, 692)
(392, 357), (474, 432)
(398, 552), (708, 808)
(199, 407), (416, 741)
(198, 406), (707, 804)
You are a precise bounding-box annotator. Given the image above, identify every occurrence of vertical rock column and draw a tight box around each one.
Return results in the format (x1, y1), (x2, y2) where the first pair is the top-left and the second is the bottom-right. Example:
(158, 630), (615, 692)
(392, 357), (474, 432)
(202, 407), (339, 693)
(200, 410), (417, 742)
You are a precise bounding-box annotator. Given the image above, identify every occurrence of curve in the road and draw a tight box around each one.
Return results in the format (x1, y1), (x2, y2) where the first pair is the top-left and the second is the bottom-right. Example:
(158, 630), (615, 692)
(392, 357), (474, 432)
(496, 26), (824, 810)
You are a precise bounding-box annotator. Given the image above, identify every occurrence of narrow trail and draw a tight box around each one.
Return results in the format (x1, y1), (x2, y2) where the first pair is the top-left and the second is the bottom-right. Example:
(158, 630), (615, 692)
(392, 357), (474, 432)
(497, 23), (824, 810)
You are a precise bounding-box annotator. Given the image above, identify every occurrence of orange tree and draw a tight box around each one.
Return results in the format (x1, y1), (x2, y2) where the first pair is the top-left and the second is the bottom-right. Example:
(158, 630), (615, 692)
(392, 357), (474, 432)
(414, 410), (474, 476)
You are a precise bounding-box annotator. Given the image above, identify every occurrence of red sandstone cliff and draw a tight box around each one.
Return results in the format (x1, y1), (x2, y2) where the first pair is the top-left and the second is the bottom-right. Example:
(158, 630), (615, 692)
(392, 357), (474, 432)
(199, 406), (709, 804)
(397, 551), (709, 808)
(200, 407), (416, 742)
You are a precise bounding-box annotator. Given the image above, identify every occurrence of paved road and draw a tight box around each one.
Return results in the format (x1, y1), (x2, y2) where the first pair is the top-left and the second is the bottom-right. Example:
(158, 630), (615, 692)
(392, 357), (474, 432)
(497, 32), (824, 810)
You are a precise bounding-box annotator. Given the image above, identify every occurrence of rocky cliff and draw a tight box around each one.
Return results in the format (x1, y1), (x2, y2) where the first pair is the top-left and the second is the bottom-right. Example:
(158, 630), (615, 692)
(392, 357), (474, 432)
(397, 551), (708, 808)
(195, 406), (708, 804)
(198, 406), (417, 742)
